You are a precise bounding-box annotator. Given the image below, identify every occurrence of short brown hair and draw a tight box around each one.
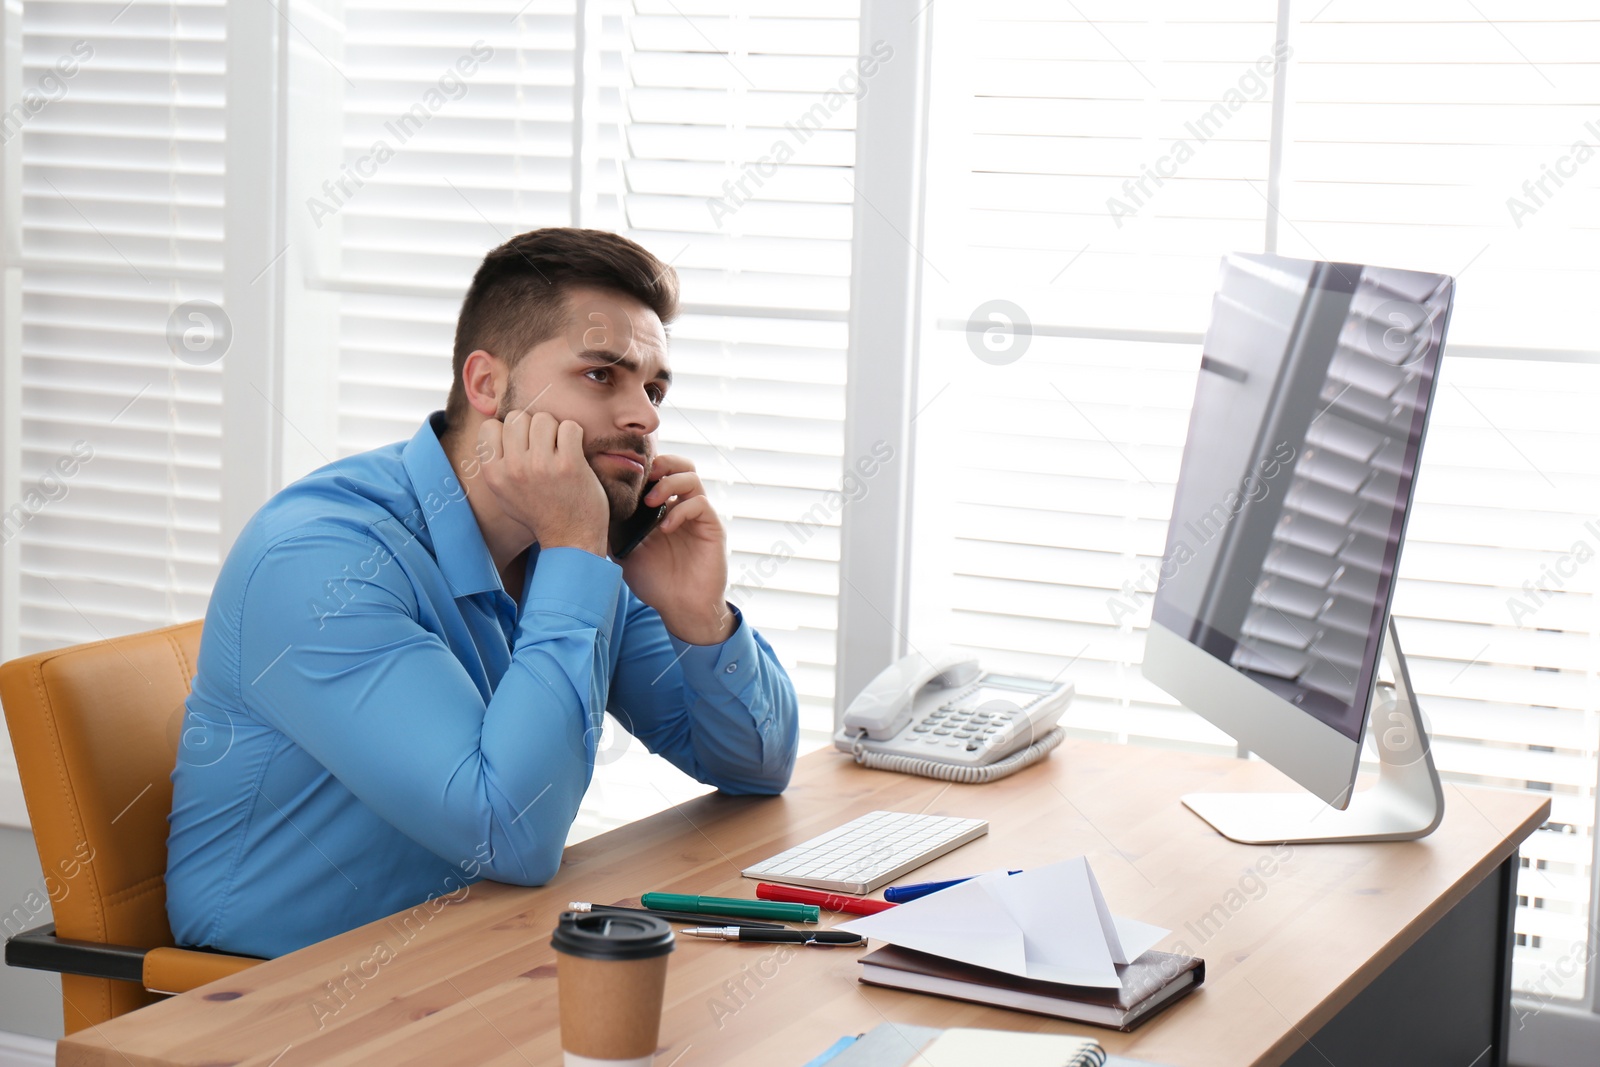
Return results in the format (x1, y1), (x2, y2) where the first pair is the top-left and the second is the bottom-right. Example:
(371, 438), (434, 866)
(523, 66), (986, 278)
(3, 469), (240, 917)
(444, 228), (679, 431)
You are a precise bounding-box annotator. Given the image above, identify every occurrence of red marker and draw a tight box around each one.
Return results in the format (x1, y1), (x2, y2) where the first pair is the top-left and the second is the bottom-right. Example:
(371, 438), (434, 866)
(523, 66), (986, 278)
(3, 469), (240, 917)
(755, 883), (897, 916)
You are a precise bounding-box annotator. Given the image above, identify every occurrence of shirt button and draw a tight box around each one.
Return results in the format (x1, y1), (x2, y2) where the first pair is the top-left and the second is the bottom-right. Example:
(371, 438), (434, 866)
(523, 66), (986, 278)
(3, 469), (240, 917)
(724, 662), (738, 674)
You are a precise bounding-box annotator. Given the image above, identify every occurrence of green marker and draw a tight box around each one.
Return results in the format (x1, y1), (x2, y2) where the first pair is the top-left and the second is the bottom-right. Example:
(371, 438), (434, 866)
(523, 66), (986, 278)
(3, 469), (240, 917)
(641, 892), (819, 924)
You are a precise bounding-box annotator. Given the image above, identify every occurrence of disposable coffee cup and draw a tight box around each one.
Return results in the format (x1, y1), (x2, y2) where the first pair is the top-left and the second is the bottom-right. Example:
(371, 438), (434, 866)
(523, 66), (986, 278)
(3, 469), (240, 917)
(551, 910), (675, 1067)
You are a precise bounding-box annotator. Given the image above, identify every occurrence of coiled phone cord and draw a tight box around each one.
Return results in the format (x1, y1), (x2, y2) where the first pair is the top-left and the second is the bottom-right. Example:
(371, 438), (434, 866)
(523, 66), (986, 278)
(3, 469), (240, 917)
(848, 726), (1066, 783)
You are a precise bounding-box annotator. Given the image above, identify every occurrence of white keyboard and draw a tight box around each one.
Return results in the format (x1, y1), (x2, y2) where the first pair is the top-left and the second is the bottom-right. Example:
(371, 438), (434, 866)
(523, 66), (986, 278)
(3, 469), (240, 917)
(741, 810), (988, 894)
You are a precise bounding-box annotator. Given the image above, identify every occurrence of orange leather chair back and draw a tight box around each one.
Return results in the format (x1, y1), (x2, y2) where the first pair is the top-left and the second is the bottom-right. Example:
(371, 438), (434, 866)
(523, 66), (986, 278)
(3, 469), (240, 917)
(0, 620), (203, 1032)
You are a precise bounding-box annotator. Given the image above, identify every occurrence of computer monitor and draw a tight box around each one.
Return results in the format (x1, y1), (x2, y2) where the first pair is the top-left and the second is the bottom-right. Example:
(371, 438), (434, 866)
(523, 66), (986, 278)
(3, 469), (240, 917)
(1140, 252), (1454, 844)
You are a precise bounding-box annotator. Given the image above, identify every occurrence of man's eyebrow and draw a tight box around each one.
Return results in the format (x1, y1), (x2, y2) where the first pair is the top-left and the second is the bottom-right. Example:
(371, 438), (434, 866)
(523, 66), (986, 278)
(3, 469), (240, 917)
(575, 347), (672, 384)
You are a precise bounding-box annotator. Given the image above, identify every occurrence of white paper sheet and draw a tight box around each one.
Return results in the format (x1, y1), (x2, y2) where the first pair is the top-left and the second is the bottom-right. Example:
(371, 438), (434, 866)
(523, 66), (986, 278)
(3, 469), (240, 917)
(837, 855), (1169, 988)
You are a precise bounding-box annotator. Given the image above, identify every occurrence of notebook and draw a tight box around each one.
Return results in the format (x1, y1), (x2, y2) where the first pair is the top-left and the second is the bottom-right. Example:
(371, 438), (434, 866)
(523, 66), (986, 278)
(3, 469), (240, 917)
(805, 1023), (1106, 1067)
(858, 944), (1204, 1032)
(920, 1029), (1105, 1066)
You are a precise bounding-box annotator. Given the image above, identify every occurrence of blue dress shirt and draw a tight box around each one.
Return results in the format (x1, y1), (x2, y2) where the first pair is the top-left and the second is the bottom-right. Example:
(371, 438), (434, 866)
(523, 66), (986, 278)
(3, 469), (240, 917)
(165, 412), (798, 958)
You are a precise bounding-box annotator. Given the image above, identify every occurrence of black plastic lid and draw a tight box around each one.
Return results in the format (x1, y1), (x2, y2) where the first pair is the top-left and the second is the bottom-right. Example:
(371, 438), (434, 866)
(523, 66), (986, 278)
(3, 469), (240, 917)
(551, 911), (675, 961)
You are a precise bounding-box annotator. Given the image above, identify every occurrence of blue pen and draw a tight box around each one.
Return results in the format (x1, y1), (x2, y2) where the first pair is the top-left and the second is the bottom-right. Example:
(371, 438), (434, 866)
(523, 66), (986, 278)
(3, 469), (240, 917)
(883, 870), (1023, 903)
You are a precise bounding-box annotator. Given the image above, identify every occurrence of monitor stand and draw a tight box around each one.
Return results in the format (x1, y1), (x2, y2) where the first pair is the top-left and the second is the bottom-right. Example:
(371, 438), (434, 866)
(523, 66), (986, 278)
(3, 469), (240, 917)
(1181, 618), (1445, 845)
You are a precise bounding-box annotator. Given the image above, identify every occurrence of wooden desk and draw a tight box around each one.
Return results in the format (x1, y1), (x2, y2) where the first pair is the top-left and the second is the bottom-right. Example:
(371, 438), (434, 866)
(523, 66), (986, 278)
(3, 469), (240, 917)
(58, 740), (1548, 1067)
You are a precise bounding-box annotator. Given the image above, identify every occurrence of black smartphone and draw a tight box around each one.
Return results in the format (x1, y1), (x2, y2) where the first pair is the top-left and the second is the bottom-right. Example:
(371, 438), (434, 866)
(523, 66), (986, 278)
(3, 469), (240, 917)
(611, 480), (667, 559)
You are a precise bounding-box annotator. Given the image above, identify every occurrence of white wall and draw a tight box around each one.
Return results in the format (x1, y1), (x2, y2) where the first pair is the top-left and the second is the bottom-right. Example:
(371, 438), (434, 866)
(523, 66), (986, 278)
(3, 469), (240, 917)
(0, 827), (62, 1042)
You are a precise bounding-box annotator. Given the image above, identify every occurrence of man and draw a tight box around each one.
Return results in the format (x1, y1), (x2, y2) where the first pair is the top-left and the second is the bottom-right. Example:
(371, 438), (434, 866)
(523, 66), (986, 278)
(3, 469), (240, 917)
(165, 228), (798, 958)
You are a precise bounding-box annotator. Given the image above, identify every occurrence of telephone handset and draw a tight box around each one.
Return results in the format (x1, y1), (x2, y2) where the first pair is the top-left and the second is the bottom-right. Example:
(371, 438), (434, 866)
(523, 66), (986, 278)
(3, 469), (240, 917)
(611, 480), (666, 559)
(835, 650), (1073, 783)
(842, 650), (981, 740)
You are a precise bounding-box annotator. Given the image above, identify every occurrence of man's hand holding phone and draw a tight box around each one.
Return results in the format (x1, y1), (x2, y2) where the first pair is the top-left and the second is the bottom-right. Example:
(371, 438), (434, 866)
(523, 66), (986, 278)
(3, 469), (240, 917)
(476, 409), (610, 556)
(616, 454), (735, 646)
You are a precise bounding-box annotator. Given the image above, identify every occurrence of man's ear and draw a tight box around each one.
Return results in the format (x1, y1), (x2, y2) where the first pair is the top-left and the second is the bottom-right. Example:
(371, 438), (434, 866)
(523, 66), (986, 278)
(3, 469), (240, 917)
(460, 349), (504, 418)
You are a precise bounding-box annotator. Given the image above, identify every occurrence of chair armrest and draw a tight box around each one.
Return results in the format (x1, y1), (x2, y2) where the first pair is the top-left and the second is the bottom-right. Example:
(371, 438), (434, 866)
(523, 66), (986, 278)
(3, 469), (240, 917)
(5, 922), (145, 981)
(5, 922), (263, 993)
(142, 945), (262, 994)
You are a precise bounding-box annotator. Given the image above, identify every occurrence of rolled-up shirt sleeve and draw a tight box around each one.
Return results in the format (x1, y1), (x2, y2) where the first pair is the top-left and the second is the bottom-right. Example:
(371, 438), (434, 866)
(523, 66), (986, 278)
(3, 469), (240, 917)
(239, 533), (621, 885)
(605, 596), (799, 795)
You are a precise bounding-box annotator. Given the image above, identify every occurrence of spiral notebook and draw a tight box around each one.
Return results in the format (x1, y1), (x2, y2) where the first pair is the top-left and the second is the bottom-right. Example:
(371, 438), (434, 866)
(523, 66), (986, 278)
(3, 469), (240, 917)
(805, 1023), (1105, 1067)
(918, 1028), (1105, 1066)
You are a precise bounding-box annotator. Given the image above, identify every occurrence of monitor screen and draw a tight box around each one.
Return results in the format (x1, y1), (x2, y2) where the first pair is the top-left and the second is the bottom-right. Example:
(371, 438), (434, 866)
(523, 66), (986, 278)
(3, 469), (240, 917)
(1151, 253), (1453, 741)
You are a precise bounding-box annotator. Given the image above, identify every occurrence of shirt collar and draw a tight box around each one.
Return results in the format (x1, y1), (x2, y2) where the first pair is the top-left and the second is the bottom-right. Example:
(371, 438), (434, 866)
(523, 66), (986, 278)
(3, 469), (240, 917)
(401, 411), (503, 598)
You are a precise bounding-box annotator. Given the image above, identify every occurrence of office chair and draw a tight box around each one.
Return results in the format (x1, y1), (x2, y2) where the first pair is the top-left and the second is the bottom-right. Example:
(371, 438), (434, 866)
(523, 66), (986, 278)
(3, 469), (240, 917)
(0, 620), (262, 1034)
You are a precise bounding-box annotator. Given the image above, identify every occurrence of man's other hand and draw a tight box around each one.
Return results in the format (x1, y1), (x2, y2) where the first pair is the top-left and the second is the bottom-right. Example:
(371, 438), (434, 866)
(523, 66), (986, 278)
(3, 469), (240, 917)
(478, 409), (610, 556)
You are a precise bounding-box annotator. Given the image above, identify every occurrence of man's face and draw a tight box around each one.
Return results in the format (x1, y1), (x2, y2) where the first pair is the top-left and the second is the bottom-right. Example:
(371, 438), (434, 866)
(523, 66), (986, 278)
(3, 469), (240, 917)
(497, 286), (670, 522)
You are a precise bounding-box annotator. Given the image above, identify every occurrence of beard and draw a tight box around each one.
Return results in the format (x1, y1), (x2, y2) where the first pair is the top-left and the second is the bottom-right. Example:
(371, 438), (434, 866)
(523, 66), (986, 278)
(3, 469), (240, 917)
(499, 381), (651, 524)
(588, 432), (653, 523)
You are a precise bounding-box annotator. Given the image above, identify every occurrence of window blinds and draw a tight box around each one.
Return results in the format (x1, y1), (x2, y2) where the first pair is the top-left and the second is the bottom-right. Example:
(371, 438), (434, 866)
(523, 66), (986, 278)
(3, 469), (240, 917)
(622, 0), (861, 742)
(1281, 6), (1600, 1001)
(14, 1), (225, 656)
(909, 0), (1599, 1001)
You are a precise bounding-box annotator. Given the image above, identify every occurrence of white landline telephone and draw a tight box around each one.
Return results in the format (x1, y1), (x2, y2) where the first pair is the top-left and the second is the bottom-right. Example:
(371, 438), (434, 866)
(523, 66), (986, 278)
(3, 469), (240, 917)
(833, 650), (1074, 783)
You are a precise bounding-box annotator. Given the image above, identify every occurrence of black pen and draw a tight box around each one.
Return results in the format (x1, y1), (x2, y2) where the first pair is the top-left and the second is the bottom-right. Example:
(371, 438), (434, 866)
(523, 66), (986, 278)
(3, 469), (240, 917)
(683, 926), (866, 946)
(567, 901), (785, 930)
